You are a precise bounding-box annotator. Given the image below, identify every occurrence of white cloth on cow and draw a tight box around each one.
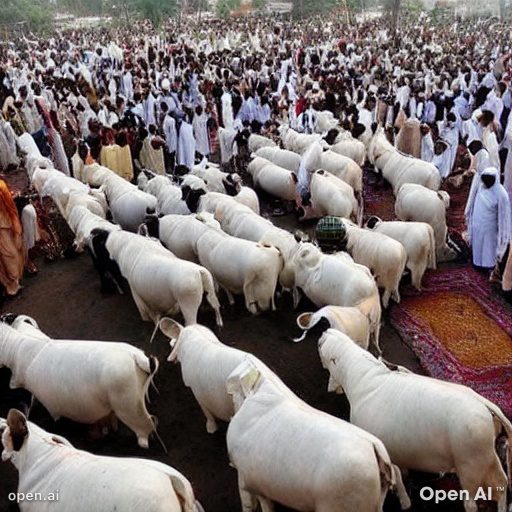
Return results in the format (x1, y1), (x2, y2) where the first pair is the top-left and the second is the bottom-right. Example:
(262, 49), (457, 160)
(178, 120), (196, 170)
(465, 167), (512, 268)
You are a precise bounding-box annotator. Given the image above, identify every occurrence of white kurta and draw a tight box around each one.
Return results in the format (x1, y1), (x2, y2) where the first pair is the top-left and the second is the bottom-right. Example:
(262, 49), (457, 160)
(467, 169), (512, 268)
(163, 115), (177, 154)
(421, 133), (434, 162)
(178, 121), (196, 170)
(193, 113), (210, 157)
(221, 92), (234, 130)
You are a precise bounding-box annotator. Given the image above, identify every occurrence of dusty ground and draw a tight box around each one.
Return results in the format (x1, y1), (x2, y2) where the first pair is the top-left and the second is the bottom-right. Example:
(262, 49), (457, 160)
(0, 203), (475, 512)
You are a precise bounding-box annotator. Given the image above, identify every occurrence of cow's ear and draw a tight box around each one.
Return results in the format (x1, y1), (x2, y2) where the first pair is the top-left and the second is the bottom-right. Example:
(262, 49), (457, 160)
(7, 409), (28, 452)
(296, 312), (312, 329)
(159, 317), (183, 340)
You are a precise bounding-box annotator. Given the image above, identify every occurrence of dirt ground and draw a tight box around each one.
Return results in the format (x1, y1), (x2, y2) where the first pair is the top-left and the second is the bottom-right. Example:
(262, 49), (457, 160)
(0, 206), (470, 512)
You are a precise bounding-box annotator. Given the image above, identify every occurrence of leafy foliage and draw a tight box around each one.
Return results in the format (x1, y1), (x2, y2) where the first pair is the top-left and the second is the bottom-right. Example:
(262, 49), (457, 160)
(133, 0), (179, 25)
(251, 0), (267, 10)
(216, 0), (241, 17)
(0, 0), (54, 33)
(292, 0), (339, 18)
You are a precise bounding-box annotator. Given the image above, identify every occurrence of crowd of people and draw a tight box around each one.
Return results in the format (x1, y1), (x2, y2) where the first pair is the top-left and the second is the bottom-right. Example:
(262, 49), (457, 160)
(0, 11), (512, 298)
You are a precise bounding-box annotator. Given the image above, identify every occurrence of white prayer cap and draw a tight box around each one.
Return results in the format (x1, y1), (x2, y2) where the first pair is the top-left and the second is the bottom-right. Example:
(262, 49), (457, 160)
(161, 78), (171, 90)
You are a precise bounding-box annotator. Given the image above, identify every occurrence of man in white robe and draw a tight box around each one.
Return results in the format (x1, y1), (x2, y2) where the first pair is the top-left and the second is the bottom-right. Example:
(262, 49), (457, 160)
(465, 167), (512, 269)
(420, 124), (434, 163)
(193, 106), (210, 158)
(177, 116), (196, 171)
(163, 108), (177, 172)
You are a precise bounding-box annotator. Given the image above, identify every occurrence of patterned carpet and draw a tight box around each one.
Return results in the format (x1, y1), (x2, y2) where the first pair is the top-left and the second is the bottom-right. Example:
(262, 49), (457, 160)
(389, 266), (512, 418)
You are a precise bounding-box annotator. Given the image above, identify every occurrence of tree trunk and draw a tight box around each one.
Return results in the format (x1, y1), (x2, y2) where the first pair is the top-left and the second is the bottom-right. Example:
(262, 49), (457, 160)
(391, 0), (401, 34)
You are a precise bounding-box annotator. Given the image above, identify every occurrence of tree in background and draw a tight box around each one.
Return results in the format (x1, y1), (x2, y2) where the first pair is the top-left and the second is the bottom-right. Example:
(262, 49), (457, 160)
(133, 0), (179, 25)
(0, 0), (53, 33)
(252, 0), (267, 10)
(216, 0), (241, 17)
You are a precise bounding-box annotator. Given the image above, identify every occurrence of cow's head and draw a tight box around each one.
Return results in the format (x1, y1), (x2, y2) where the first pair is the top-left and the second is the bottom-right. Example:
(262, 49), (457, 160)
(365, 216), (382, 230)
(1, 409), (28, 462)
(184, 188), (207, 213)
(0, 313), (18, 325)
(323, 128), (339, 146)
(143, 215), (160, 239)
(223, 173), (241, 196)
(89, 229), (123, 294)
(293, 313), (331, 342)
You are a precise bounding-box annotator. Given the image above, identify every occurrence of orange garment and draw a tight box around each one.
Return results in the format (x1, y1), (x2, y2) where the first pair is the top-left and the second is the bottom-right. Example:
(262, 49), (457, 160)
(0, 180), (24, 295)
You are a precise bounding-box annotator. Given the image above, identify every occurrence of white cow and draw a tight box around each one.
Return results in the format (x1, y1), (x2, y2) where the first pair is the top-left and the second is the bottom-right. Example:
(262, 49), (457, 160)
(101, 230), (222, 327)
(367, 128), (441, 194)
(81, 163), (112, 187)
(226, 359), (407, 512)
(247, 133), (277, 153)
(233, 186), (260, 214)
(64, 189), (107, 221)
(301, 170), (359, 223)
(143, 213), (220, 263)
(319, 329), (512, 512)
(144, 175), (192, 215)
(314, 110), (340, 133)
(295, 306), (370, 349)
(41, 174), (90, 216)
(330, 131), (366, 166)
(279, 124), (325, 154)
(194, 223), (283, 314)
(253, 146), (302, 172)
(319, 150), (363, 193)
(258, 227), (301, 291)
(292, 243), (381, 349)
(159, 319), (295, 433)
(191, 163), (241, 195)
(366, 216), (436, 290)
(199, 194), (274, 242)
(248, 156), (297, 201)
(395, 183), (456, 262)
(0, 321), (158, 448)
(338, 219), (407, 308)
(68, 206), (120, 251)
(101, 173), (157, 231)
(1, 410), (203, 512)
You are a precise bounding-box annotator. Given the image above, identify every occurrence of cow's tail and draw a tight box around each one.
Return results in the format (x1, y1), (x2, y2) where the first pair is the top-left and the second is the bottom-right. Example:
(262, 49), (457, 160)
(169, 472), (199, 512)
(356, 291), (382, 353)
(427, 225), (437, 269)
(373, 441), (395, 509)
(480, 397), (512, 489)
(134, 353), (159, 405)
(199, 268), (223, 327)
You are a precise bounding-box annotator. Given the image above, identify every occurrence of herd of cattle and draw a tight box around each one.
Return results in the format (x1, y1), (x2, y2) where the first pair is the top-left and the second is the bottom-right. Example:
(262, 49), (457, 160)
(1, 116), (510, 512)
